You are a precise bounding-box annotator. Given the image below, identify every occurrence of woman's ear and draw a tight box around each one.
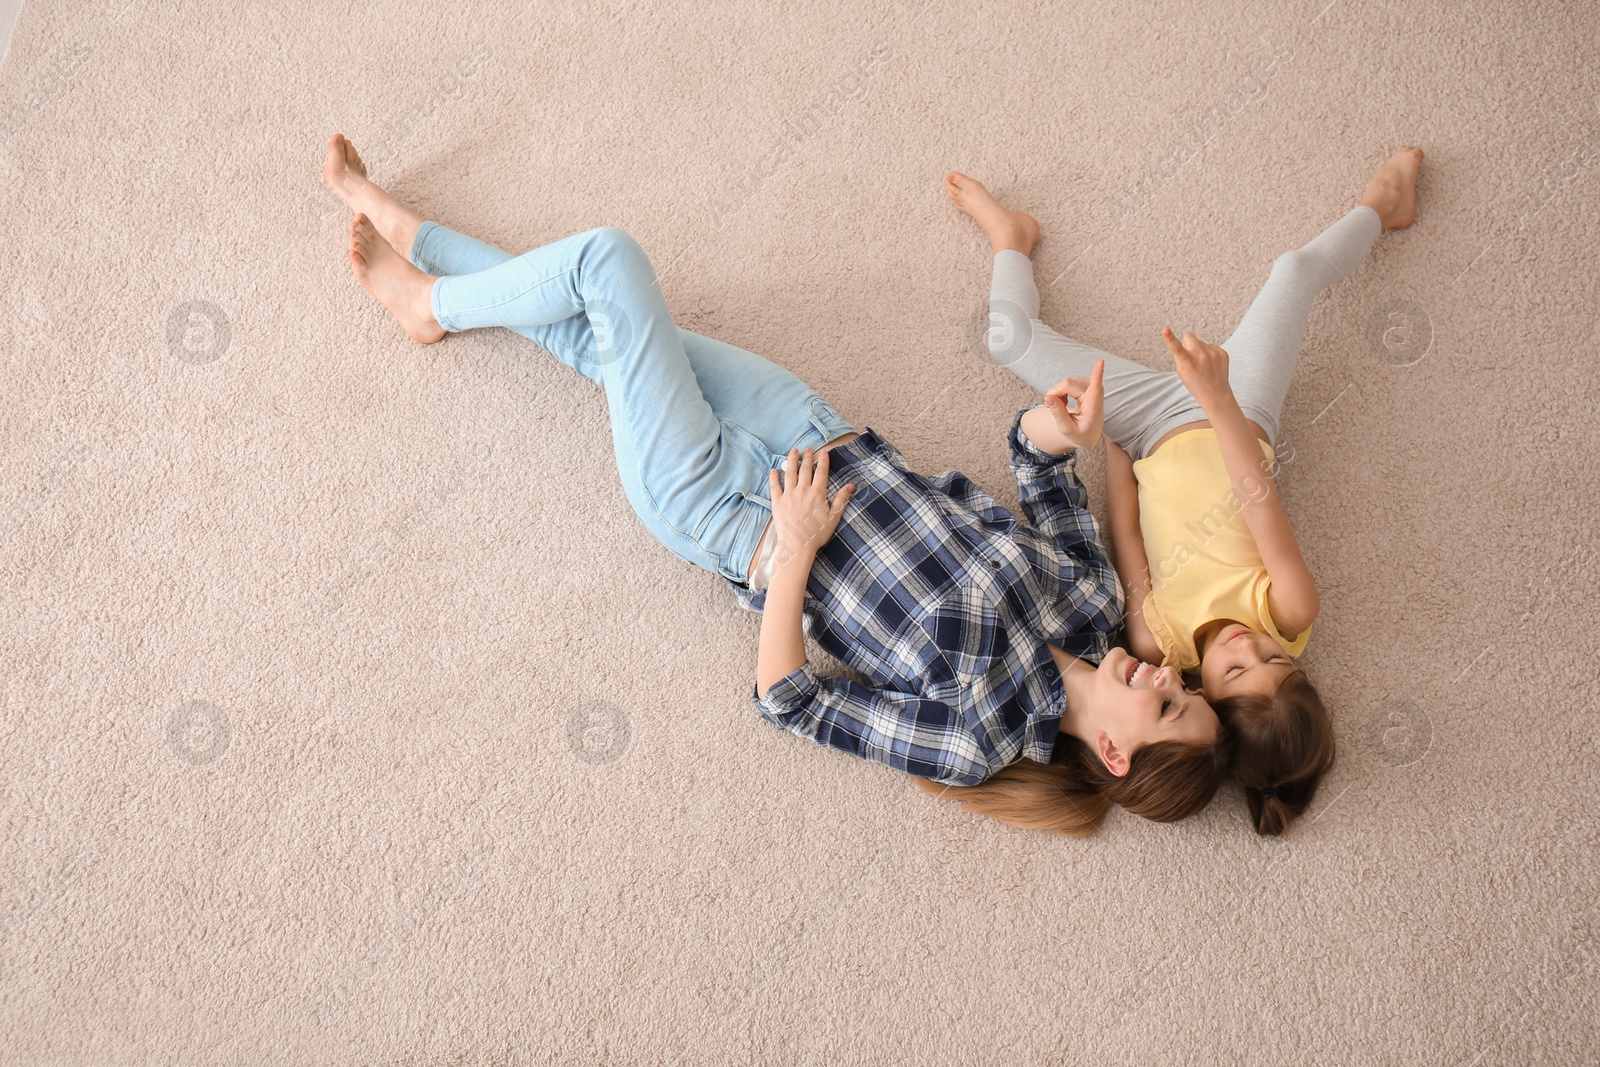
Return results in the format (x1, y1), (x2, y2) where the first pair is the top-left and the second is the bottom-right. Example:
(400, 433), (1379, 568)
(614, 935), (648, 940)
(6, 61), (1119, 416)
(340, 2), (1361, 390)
(1095, 732), (1131, 777)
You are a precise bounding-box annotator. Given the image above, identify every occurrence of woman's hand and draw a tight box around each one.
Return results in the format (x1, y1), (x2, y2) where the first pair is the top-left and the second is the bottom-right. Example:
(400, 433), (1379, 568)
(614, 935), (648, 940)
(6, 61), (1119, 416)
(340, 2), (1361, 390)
(768, 446), (855, 571)
(1162, 327), (1237, 413)
(1041, 359), (1105, 451)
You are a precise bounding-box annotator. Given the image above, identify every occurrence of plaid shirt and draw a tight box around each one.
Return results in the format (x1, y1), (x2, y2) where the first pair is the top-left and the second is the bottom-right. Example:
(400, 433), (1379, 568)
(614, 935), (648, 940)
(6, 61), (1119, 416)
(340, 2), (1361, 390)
(724, 404), (1124, 786)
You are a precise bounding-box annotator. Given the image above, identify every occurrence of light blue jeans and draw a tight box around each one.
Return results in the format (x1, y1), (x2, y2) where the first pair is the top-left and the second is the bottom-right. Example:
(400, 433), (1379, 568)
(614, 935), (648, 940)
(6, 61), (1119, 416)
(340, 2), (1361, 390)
(409, 222), (858, 584)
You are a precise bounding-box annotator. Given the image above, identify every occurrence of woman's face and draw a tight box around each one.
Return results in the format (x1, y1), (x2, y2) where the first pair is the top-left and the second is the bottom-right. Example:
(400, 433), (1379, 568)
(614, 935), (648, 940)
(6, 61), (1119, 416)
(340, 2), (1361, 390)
(1199, 622), (1298, 700)
(1083, 647), (1219, 774)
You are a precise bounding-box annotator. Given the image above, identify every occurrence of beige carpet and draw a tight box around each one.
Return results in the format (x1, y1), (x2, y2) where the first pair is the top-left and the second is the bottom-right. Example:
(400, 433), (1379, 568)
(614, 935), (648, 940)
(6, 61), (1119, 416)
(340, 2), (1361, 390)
(2, 0), (1597, 1063)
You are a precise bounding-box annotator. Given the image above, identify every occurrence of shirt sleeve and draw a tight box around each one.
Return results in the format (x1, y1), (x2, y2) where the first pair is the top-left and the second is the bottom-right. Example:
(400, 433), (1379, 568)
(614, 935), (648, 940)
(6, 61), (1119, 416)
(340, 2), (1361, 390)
(752, 661), (996, 786)
(1006, 405), (1124, 617)
(1253, 574), (1313, 659)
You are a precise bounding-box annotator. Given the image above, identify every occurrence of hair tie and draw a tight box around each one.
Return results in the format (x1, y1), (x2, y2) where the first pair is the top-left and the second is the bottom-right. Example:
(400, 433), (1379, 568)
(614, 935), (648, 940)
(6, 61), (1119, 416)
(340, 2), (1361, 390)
(1260, 788), (1278, 801)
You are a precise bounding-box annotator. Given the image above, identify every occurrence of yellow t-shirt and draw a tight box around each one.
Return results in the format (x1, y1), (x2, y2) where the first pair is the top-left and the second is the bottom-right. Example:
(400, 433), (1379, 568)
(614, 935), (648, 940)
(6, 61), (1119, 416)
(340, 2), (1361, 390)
(1132, 428), (1310, 670)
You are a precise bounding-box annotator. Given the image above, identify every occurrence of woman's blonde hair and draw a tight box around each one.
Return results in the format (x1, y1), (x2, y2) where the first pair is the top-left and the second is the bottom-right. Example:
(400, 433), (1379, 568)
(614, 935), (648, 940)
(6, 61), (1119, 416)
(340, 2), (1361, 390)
(911, 727), (1235, 836)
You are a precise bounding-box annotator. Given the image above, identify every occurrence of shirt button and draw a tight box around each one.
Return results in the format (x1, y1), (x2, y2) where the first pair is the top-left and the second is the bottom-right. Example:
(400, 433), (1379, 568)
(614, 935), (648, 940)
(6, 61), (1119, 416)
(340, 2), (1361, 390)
(1044, 666), (1056, 678)
(989, 557), (1002, 568)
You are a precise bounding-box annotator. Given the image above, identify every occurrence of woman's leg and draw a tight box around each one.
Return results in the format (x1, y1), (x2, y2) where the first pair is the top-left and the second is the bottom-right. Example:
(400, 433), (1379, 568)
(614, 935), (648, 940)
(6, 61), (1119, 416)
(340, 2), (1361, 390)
(408, 219), (609, 383)
(361, 214), (851, 583)
(410, 219), (854, 461)
(326, 133), (855, 583)
(949, 173), (1201, 461)
(325, 131), (841, 443)
(1217, 205), (1383, 446)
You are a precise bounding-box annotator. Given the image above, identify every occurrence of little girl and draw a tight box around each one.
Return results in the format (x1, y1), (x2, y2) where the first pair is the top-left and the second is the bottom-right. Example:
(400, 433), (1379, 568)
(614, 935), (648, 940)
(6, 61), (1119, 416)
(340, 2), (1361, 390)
(949, 145), (1423, 834)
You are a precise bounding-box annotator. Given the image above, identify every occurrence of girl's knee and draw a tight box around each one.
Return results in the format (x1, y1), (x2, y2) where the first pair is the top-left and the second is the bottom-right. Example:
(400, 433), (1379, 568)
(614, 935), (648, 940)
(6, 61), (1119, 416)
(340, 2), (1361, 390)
(1272, 247), (1313, 279)
(1272, 245), (1338, 287)
(986, 299), (1035, 366)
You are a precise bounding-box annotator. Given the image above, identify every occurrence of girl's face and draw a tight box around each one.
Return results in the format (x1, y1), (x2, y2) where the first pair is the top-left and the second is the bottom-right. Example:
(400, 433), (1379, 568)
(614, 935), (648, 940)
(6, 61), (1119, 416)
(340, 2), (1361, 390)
(1200, 623), (1299, 699)
(1083, 648), (1218, 774)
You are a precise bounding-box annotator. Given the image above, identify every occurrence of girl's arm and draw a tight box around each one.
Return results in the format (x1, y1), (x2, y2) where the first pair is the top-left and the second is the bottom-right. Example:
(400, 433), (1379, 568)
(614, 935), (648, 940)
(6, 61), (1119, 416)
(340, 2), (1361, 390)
(1103, 441), (1165, 664)
(1161, 328), (1319, 637)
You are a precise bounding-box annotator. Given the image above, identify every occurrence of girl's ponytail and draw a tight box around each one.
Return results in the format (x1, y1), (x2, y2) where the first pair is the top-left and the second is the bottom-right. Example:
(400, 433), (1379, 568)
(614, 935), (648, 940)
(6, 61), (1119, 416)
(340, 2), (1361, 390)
(1217, 672), (1336, 836)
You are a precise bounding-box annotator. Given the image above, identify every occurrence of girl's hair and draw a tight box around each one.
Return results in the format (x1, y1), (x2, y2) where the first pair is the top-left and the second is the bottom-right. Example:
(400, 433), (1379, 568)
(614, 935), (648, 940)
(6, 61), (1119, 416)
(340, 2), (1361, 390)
(911, 727), (1235, 836)
(1213, 671), (1336, 836)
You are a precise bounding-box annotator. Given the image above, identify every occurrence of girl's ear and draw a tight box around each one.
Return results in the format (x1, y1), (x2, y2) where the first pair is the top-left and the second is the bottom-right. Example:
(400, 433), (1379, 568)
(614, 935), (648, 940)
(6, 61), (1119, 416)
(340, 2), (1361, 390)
(1095, 733), (1131, 778)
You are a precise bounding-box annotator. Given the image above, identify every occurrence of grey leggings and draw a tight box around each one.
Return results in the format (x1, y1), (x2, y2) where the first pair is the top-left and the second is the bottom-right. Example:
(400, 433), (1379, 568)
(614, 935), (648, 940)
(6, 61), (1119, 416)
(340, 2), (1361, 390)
(987, 205), (1383, 460)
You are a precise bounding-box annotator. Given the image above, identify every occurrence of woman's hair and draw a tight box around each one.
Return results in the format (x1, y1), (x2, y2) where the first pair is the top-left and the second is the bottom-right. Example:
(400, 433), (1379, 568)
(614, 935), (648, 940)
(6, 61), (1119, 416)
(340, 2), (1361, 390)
(1212, 671), (1336, 836)
(911, 726), (1235, 837)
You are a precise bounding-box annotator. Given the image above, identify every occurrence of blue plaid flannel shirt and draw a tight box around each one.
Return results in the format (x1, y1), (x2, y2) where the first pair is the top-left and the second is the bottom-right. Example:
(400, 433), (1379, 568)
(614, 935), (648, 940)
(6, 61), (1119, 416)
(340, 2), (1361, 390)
(723, 404), (1124, 786)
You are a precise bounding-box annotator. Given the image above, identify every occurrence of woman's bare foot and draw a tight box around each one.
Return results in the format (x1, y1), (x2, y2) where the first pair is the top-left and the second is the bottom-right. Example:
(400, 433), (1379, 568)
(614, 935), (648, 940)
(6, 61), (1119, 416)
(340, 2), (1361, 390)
(323, 133), (426, 260)
(946, 172), (1040, 255)
(349, 214), (445, 344)
(1359, 145), (1424, 230)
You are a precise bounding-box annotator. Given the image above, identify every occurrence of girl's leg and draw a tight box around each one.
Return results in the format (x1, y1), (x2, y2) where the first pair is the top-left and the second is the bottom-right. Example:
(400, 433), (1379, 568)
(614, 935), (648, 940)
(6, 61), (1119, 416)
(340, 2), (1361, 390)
(414, 224), (847, 583)
(988, 249), (1203, 461)
(1218, 204), (1383, 446)
(949, 172), (1201, 461)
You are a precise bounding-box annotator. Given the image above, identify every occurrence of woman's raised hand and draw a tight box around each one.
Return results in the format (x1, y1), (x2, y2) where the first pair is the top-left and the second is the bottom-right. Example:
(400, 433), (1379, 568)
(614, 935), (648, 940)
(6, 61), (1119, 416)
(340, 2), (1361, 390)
(1162, 327), (1236, 412)
(769, 446), (855, 571)
(1042, 359), (1105, 451)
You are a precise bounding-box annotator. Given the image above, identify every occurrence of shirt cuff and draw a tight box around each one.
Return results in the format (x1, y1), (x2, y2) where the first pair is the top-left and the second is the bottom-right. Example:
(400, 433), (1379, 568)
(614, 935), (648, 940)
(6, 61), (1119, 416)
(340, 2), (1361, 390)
(753, 661), (818, 717)
(1010, 405), (1078, 463)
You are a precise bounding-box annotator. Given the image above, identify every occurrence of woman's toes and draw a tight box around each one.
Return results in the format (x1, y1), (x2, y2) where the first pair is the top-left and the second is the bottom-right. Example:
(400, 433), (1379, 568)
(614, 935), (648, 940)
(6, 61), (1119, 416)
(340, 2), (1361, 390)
(324, 133), (370, 203)
(323, 135), (344, 188)
(342, 134), (367, 178)
(345, 214), (444, 345)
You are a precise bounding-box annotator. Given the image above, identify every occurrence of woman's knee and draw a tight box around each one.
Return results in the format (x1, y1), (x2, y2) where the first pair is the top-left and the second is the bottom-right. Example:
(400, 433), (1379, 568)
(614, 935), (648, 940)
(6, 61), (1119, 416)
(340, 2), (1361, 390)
(587, 225), (644, 260)
(584, 225), (654, 280)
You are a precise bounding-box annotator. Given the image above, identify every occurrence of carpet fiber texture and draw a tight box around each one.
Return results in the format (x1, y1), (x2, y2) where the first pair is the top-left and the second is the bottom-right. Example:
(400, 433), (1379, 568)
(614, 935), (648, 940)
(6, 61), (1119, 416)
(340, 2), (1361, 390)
(1, 0), (1597, 1063)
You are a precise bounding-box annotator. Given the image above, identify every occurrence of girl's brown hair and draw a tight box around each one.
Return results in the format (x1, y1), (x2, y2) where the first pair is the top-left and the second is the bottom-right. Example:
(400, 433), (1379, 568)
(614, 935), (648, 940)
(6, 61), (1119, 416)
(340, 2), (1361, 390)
(911, 727), (1235, 836)
(1212, 671), (1335, 836)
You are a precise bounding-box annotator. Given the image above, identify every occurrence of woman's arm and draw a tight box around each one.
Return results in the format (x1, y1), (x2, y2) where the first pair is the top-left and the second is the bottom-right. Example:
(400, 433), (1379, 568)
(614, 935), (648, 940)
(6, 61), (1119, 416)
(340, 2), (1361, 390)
(756, 446), (855, 697)
(1103, 442), (1164, 664)
(1161, 328), (1319, 636)
(756, 550), (814, 697)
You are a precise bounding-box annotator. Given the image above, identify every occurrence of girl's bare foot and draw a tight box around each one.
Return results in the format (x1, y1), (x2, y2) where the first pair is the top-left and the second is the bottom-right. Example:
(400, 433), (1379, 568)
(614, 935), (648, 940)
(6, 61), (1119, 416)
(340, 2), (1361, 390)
(945, 172), (1040, 255)
(349, 214), (445, 344)
(1359, 145), (1424, 230)
(323, 133), (426, 260)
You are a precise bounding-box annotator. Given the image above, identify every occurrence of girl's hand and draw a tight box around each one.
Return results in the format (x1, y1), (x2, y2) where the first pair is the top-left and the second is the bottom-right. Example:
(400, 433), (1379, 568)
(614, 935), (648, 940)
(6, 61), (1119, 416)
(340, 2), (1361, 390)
(1041, 359), (1105, 450)
(1162, 327), (1237, 413)
(768, 446), (855, 570)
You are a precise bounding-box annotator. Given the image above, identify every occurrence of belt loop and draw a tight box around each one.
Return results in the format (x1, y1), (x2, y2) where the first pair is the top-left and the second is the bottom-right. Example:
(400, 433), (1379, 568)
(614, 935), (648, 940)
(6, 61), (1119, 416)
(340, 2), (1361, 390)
(807, 395), (851, 440)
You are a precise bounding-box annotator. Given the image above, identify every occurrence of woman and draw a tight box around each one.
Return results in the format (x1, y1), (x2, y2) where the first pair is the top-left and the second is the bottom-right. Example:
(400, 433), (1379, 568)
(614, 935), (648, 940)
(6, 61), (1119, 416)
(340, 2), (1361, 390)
(321, 133), (1229, 836)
